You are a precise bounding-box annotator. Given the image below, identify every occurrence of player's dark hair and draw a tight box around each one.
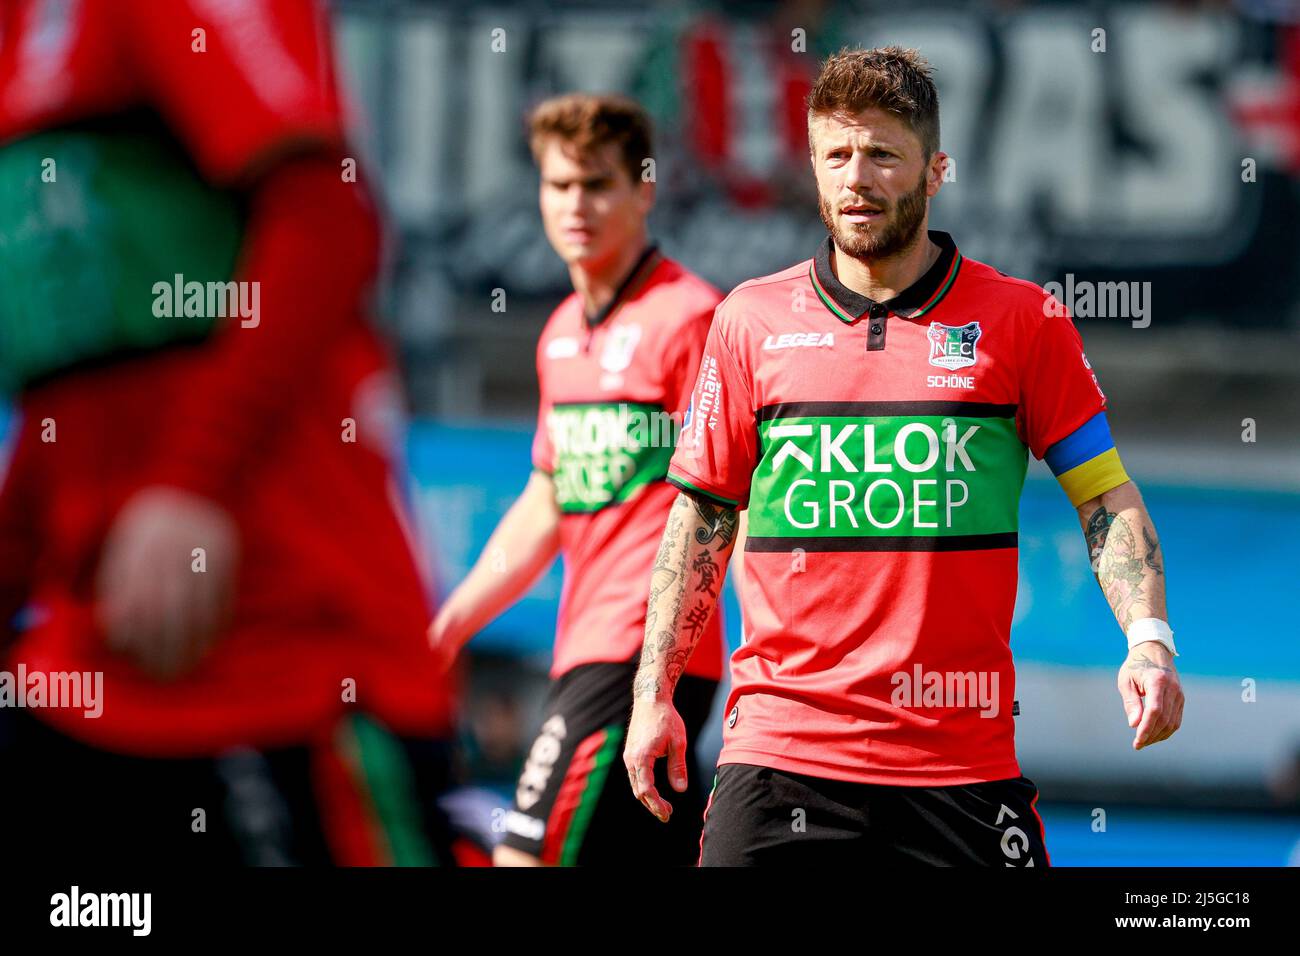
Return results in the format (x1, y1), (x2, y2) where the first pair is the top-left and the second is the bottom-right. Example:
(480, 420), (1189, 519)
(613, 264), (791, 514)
(807, 46), (940, 158)
(527, 93), (653, 186)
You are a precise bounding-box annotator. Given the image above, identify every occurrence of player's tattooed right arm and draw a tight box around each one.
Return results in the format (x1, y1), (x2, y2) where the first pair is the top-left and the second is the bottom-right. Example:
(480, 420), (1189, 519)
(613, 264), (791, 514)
(634, 491), (739, 701)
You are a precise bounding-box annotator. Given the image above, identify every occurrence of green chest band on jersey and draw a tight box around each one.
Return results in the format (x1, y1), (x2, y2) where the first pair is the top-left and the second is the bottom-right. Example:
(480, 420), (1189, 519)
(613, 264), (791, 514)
(546, 401), (677, 513)
(0, 115), (244, 394)
(747, 401), (1027, 551)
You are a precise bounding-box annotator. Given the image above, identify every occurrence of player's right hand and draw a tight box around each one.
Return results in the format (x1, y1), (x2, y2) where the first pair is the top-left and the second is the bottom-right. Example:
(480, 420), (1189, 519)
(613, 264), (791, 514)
(624, 695), (688, 823)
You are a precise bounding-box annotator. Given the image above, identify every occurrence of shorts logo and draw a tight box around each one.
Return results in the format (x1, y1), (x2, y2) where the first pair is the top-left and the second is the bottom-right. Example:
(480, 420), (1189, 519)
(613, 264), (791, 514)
(995, 803), (1036, 866)
(516, 713), (567, 812)
(503, 811), (545, 841)
(927, 321), (982, 370)
(727, 704), (738, 728)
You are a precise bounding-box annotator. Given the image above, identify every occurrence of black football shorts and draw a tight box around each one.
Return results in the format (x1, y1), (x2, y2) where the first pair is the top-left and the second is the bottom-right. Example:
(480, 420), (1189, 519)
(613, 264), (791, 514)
(698, 762), (1051, 867)
(499, 658), (717, 865)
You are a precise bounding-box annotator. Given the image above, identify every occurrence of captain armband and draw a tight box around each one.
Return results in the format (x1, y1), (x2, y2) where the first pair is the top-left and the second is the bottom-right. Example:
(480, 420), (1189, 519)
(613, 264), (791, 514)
(1044, 411), (1130, 507)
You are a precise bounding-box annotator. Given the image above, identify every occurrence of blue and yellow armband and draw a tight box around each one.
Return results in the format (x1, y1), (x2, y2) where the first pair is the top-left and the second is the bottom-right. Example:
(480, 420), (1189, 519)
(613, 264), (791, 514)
(1044, 411), (1130, 507)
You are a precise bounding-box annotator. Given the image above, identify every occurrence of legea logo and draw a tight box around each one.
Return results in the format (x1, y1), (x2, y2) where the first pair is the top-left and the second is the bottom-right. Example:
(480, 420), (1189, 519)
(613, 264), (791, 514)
(763, 332), (834, 350)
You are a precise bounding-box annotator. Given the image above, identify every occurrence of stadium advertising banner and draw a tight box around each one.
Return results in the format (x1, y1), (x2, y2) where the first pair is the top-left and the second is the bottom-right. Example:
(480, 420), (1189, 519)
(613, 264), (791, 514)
(337, 1), (1300, 328)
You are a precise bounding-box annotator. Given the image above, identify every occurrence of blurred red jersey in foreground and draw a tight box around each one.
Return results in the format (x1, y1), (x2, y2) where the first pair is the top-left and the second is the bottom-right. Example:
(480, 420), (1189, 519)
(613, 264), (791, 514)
(0, 0), (455, 756)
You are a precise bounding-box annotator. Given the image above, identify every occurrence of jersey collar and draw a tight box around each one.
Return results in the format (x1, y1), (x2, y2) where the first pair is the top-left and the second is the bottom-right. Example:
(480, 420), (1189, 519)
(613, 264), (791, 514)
(810, 229), (962, 325)
(584, 242), (662, 329)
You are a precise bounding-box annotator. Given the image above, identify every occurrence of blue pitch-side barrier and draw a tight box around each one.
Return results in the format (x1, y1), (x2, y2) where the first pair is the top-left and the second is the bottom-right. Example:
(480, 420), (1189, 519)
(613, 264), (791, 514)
(409, 419), (1300, 681)
(1037, 804), (1300, 867)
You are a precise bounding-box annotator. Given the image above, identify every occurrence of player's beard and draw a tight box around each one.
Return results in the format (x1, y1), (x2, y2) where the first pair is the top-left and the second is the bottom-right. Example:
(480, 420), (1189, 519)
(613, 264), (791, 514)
(819, 168), (929, 264)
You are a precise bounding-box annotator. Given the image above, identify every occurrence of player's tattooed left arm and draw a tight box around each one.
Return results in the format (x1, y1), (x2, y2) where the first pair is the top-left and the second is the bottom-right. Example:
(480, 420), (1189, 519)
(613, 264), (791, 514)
(1075, 480), (1167, 634)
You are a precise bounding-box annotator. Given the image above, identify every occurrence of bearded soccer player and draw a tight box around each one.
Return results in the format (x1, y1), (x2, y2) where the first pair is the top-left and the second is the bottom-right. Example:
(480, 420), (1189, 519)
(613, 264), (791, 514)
(624, 47), (1185, 866)
(0, 0), (460, 865)
(428, 95), (725, 866)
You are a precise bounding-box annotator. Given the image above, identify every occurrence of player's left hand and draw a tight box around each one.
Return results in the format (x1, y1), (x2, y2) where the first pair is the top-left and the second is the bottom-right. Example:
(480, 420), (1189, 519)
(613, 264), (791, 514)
(96, 486), (239, 681)
(1117, 642), (1184, 750)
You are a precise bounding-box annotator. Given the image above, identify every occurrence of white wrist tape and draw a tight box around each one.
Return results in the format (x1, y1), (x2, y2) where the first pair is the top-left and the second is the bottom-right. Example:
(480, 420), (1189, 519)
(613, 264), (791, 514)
(1126, 617), (1177, 657)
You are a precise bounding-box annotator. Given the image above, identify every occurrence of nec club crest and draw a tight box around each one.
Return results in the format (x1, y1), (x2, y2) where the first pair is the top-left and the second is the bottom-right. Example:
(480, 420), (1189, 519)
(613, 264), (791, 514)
(927, 321), (982, 370)
(600, 324), (642, 373)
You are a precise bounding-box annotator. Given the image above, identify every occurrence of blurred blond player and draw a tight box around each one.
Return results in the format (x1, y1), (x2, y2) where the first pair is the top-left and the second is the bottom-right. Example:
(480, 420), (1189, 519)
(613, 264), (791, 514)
(429, 95), (725, 866)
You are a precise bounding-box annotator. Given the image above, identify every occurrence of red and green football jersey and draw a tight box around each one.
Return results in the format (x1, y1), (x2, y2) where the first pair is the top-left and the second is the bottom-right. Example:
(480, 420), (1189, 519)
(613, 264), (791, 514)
(533, 249), (725, 680)
(669, 231), (1110, 786)
(0, 0), (456, 755)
